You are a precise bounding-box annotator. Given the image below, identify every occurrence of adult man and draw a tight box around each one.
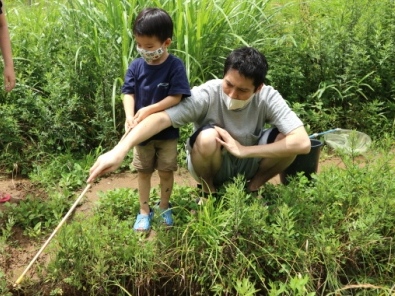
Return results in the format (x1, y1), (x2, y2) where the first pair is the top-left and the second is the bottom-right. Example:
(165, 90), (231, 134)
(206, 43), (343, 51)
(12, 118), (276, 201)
(88, 47), (311, 195)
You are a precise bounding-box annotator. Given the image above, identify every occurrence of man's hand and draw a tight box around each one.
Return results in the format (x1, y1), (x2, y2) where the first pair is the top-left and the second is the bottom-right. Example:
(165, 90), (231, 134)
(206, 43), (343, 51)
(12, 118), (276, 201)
(214, 126), (245, 158)
(88, 111), (172, 183)
(87, 149), (125, 183)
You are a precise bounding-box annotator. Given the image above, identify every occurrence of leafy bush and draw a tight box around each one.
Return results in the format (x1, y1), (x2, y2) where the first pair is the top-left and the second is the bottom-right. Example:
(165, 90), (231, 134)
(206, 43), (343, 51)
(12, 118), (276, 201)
(2, 0), (394, 174)
(265, 0), (395, 135)
(28, 145), (393, 295)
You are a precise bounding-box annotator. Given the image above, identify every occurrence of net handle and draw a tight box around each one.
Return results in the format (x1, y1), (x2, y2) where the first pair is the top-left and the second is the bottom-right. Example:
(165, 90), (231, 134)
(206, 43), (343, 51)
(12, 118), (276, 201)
(309, 128), (341, 139)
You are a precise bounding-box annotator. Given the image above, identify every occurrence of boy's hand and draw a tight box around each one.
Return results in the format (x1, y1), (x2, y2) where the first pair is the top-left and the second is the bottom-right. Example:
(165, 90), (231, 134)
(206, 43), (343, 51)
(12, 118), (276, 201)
(133, 106), (153, 124)
(125, 116), (138, 132)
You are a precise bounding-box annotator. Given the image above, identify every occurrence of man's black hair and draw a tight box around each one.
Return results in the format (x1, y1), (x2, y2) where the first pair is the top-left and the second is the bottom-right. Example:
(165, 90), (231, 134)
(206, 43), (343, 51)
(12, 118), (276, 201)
(224, 47), (269, 90)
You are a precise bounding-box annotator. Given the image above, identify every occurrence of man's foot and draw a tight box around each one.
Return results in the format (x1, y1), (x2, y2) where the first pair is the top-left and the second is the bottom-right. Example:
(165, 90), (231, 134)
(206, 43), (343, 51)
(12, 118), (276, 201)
(0, 192), (11, 203)
(133, 209), (154, 232)
(196, 184), (219, 205)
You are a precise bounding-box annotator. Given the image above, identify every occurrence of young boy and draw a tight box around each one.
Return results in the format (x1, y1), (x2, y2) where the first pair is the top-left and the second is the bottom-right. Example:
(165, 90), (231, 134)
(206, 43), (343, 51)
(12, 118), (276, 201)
(0, 0), (16, 203)
(121, 8), (191, 231)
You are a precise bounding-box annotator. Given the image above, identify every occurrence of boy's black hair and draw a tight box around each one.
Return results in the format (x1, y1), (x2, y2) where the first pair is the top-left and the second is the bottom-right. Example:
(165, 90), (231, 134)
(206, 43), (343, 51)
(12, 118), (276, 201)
(224, 47), (269, 90)
(133, 8), (173, 42)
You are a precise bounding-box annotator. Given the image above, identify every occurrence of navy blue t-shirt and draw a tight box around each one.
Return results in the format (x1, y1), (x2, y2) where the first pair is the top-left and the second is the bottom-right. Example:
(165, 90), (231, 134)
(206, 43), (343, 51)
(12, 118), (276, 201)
(122, 54), (191, 144)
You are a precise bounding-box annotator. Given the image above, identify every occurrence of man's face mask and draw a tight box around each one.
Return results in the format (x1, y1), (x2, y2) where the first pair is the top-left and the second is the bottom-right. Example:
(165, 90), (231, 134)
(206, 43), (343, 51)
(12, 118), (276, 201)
(137, 46), (165, 63)
(224, 93), (255, 110)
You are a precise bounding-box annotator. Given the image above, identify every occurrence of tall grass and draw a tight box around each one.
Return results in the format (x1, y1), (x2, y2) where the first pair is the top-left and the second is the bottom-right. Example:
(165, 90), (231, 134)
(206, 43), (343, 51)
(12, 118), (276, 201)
(2, 0), (395, 173)
(65, 0), (277, 128)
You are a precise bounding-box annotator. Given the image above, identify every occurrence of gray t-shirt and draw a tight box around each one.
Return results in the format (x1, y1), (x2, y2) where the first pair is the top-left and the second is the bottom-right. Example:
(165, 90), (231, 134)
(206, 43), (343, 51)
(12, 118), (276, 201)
(165, 79), (303, 146)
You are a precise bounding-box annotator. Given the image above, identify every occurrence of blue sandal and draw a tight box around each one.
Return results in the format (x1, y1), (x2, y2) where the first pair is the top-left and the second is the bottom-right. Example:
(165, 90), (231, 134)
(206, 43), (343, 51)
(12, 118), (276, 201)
(133, 210), (154, 232)
(155, 203), (173, 226)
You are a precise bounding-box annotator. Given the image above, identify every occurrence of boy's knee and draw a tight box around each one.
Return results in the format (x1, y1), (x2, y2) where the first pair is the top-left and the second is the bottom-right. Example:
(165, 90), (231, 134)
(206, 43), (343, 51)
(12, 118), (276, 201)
(158, 171), (174, 186)
(138, 171), (153, 179)
(158, 170), (173, 178)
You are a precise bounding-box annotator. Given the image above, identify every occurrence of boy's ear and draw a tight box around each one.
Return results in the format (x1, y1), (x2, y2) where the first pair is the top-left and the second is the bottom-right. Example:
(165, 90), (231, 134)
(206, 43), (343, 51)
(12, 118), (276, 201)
(164, 38), (172, 47)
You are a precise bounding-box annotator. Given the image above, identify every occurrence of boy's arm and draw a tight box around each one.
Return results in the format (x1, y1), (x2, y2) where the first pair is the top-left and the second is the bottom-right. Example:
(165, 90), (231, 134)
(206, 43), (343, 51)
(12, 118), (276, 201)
(134, 94), (182, 124)
(122, 93), (135, 131)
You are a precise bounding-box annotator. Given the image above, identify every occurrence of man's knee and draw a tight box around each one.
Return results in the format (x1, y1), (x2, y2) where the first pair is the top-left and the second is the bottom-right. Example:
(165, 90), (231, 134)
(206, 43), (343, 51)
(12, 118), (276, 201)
(274, 132), (286, 141)
(189, 125), (220, 155)
(258, 127), (282, 145)
(196, 129), (220, 150)
(189, 124), (215, 148)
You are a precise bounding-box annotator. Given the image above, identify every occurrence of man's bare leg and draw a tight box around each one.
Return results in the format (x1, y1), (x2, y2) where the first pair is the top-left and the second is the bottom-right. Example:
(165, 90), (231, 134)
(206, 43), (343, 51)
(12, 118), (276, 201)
(247, 156), (295, 192)
(190, 128), (222, 194)
(247, 132), (296, 192)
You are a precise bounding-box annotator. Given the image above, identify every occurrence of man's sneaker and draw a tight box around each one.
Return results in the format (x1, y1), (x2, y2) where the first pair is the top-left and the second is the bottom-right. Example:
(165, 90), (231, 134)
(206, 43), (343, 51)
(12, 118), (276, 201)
(133, 209), (154, 232)
(155, 202), (173, 226)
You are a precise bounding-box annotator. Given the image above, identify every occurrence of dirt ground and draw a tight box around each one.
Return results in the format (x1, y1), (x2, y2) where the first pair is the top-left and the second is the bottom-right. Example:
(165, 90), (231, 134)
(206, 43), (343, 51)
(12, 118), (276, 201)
(0, 156), (344, 288)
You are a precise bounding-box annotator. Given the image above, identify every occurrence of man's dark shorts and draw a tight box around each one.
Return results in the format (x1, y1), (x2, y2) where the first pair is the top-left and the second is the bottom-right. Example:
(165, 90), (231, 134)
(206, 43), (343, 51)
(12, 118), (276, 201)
(186, 125), (279, 186)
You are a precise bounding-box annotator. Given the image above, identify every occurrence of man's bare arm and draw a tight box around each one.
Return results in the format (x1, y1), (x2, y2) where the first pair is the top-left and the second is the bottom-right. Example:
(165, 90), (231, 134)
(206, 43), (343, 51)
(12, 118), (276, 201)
(87, 111), (172, 183)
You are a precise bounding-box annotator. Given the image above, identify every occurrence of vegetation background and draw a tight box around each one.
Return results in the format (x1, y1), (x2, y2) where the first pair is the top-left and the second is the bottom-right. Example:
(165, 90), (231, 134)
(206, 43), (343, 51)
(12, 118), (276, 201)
(0, 0), (394, 174)
(0, 0), (395, 295)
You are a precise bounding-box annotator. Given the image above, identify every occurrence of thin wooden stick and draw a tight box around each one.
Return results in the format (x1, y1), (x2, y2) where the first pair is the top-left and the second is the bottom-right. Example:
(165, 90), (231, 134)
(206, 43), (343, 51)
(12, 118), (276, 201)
(14, 183), (92, 287)
(120, 126), (133, 142)
(14, 127), (133, 286)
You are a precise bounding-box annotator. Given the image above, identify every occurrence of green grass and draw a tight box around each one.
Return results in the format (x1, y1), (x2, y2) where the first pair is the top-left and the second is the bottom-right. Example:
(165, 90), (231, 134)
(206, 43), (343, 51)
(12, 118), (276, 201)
(2, 139), (395, 295)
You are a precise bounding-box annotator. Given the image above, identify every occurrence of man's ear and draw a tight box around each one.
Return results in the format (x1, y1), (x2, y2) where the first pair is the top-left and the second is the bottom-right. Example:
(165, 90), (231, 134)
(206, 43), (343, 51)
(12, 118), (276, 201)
(255, 83), (264, 92)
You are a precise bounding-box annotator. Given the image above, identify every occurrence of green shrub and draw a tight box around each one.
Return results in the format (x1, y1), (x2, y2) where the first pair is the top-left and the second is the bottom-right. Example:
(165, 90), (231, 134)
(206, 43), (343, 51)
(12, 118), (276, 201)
(32, 148), (393, 295)
(2, 0), (395, 174)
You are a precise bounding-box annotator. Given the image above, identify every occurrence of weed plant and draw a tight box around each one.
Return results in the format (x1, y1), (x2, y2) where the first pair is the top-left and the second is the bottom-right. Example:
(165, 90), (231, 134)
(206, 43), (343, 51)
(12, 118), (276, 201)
(4, 142), (388, 295)
(2, 141), (395, 294)
(0, 150), (99, 241)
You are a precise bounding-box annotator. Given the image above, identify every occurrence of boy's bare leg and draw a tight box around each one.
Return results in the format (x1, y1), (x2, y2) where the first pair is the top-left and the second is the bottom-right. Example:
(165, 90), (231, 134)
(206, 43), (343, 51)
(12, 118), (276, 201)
(138, 172), (152, 215)
(157, 170), (173, 209)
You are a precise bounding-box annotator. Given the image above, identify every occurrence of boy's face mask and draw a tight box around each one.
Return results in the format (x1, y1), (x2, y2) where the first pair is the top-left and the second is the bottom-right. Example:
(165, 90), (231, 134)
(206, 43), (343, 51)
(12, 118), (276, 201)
(137, 46), (165, 63)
